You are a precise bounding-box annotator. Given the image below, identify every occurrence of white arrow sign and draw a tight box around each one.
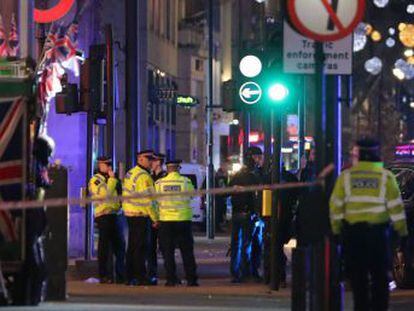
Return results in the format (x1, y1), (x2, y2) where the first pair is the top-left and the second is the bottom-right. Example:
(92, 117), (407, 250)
(241, 88), (261, 99)
(239, 82), (262, 105)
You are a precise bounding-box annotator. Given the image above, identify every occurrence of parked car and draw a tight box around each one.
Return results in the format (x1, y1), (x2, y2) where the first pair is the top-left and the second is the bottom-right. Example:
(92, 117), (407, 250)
(388, 161), (414, 288)
(180, 163), (206, 223)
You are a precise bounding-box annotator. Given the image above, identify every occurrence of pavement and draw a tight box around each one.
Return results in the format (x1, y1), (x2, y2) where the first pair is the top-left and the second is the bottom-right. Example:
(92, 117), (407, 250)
(6, 232), (414, 310)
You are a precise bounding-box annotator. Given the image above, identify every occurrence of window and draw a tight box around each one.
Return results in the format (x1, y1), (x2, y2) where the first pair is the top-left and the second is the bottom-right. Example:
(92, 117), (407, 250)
(172, 101), (176, 125)
(149, 0), (154, 30)
(154, 0), (160, 34)
(171, 0), (176, 43)
(195, 59), (203, 72)
(171, 129), (176, 159)
(166, 0), (171, 40)
(154, 125), (160, 151)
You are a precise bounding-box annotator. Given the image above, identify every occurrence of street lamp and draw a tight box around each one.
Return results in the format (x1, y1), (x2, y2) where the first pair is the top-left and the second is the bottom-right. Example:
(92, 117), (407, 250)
(393, 67), (405, 80)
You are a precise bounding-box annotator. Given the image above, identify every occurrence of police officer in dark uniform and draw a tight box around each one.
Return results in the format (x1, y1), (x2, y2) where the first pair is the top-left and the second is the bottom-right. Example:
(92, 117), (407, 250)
(147, 153), (167, 285)
(229, 147), (262, 283)
(249, 147), (267, 282)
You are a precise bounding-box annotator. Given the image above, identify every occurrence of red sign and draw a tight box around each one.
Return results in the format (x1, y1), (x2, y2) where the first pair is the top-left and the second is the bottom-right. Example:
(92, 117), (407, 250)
(287, 0), (365, 42)
(34, 0), (75, 24)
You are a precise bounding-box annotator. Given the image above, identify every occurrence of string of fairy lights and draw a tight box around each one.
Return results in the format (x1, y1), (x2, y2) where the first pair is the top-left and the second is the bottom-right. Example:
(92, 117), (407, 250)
(353, 0), (414, 80)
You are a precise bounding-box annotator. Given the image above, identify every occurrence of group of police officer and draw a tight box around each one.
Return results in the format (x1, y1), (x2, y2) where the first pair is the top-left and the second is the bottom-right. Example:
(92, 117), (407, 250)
(88, 150), (198, 287)
(88, 138), (408, 310)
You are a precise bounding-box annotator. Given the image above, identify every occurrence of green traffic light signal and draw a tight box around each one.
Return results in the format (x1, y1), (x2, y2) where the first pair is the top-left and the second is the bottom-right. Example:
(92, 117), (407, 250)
(268, 83), (289, 102)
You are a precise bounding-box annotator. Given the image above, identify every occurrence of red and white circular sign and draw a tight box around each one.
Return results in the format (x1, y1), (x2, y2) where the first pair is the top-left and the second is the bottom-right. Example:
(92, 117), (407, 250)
(34, 0), (75, 23)
(287, 0), (365, 42)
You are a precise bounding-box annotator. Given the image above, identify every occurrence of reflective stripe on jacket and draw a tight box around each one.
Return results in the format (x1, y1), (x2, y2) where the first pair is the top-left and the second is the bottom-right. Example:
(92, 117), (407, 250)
(88, 173), (120, 218)
(122, 165), (158, 222)
(329, 161), (408, 236)
(155, 172), (194, 221)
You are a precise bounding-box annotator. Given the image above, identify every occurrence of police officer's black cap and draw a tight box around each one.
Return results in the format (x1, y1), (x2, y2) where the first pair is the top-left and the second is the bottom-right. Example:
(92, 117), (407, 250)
(246, 146), (263, 156)
(166, 160), (182, 166)
(97, 156), (112, 163)
(356, 138), (380, 150)
(153, 153), (166, 160)
(137, 150), (155, 158)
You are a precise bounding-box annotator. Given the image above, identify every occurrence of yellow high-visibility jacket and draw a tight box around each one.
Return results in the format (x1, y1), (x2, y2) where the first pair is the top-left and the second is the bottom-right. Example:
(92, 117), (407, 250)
(330, 161), (408, 236)
(155, 172), (194, 221)
(88, 173), (120, 218)
(122, 165), (158, 222)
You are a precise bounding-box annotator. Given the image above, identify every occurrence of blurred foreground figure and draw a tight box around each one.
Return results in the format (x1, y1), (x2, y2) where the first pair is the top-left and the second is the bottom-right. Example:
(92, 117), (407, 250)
(330, 138), (408, 311)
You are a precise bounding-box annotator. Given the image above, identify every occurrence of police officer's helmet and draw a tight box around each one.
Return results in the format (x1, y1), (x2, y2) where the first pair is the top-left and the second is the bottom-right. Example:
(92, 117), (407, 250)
(97, 156), (112, 165)
(244, 146), (263, 168)
(356, 138), (381, 162)
(245, 146), (263, 158)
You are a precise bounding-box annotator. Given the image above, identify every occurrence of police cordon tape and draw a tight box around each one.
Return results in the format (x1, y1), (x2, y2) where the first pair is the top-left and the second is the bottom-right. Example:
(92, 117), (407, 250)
(0, 164), (335, 211)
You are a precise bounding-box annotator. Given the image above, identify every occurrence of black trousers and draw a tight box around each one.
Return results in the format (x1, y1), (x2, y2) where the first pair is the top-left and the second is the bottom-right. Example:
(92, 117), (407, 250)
(96, 214), (125, 281)
(147, 224), (158, 279)
(159, 221), (197, 283)
(343, 223), (391, 311)
(230, 213), (253, 279)
(126, 216), (150, 282)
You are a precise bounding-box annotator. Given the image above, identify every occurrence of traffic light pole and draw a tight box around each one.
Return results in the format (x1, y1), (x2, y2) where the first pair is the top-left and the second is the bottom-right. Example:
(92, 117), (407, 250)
(206, 0), (215, 240)
(270, 106), (282, 290)
(298, 76), (306, 167)
(315, 42), (326, 175)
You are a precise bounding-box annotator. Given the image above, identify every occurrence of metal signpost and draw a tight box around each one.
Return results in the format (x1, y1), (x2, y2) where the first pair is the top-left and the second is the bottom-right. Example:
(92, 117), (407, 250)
(287, 0), (365, 309)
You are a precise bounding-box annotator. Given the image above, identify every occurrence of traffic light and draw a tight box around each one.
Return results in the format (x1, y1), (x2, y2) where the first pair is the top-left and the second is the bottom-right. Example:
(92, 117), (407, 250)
(234, 50), (266, 110)
(239, 54), (263, 79)
(268, 82), (289, 102)
(231, 46), (299, 112)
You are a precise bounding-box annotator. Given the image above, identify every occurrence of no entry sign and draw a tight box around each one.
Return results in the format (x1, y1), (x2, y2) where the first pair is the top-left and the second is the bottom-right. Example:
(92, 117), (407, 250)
(34, 0), (75, 23)
(287, 0), (365, 42)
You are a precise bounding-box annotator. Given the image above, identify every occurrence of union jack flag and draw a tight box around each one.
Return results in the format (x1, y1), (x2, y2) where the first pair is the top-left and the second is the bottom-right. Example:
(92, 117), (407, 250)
(7, 13), (19, 58)
(60, 22), (80, 76)
(55, 24), (77, 63)
(0, 14), (8, 58)
(0, 97), (25, 243)
(39, 23), (59, 70)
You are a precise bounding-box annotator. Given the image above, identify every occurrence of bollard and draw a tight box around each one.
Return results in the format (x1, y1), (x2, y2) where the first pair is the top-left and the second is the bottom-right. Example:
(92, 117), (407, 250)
(269, 190), (281, 290)
(291, 247), (308, 311)
(262, 189), (272, 217)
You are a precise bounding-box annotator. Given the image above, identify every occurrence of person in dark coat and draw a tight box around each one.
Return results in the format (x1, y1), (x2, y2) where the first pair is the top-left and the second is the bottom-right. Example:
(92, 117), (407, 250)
(215, 164), (229, 232)
(17, 137), (53, 305)
(147, 153), (167, 285)
(229, 147), (262, 283)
